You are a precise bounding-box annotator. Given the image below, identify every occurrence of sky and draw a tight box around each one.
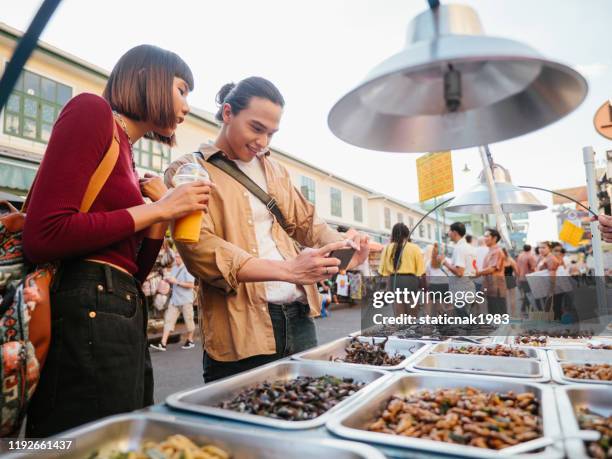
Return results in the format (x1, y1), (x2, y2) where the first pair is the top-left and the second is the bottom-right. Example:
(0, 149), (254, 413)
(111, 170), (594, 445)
(2, 0), (611, 244)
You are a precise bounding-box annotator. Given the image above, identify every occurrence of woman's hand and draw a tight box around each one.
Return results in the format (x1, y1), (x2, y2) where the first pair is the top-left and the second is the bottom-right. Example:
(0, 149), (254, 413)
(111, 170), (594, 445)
(154, 180), (213, 221)
(140, 173), (168, 202)
(286, 240), (349, 285)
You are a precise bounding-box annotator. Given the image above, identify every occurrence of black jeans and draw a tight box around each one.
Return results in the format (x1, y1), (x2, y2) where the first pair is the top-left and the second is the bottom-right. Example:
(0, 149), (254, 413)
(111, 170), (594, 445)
(202, 302), (317, 383)
(26, 260), (153, 438)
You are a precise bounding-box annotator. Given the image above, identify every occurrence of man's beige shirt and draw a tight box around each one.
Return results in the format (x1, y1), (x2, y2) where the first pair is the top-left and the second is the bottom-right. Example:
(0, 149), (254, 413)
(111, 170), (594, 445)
(164, 145), (344, 361)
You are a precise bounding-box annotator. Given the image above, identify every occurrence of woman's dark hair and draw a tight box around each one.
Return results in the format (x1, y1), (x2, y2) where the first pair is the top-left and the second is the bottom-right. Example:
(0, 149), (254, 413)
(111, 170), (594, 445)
(390, 223), (410, 272)
(103, 44), (194, 146)
(215, 76), (285, 122)
(486, 228), (501, 243)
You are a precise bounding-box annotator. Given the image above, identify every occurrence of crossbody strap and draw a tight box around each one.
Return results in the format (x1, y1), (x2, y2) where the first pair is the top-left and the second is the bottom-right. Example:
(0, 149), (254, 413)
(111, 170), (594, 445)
(22, 118), (121, 213)
(197, 151), (289, 230)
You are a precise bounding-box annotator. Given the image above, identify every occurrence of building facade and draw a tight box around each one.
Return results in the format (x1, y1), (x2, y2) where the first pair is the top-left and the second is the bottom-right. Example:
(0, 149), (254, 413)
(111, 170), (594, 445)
(0, 22), (447, 244)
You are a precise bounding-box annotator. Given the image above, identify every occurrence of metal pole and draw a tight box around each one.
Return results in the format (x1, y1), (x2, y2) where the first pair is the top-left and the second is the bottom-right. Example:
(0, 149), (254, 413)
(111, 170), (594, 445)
(0, 0), (63, 112)
(583, 147), (605, 276)
(434, 196), (441, 245)
(479, 146), (512, 247)
(583, 146), (607, 318)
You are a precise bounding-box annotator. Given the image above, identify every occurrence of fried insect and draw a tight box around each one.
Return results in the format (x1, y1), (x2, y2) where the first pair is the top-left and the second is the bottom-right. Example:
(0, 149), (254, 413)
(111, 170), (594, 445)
(562, 363), (612, 381)
(445, 345), (528, 358)
(366, 387), (542, 450)
(515, 329), (595, 347)
(576, 407), (612, 459)
(588, 344), (612, 350)
(218, 375), (365, 421)
(88, 434), (230, 459)
(515, 335), (548, 346)
(332, 337), (407, 366)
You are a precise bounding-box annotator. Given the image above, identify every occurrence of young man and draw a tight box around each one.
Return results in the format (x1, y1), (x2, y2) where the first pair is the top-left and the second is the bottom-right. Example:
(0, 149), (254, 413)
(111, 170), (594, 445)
(164, 77), (369, 382)
(475, 229), (507, 315)
(437, 222), (477, 315)
(150, 252), (196, 351)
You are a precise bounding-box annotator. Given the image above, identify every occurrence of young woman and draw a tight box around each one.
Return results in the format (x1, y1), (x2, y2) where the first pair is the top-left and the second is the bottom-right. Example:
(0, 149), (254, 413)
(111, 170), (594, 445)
(165, 77), (369, 382)
(23, 45), (212, 437)
(378, 223), (424, 316)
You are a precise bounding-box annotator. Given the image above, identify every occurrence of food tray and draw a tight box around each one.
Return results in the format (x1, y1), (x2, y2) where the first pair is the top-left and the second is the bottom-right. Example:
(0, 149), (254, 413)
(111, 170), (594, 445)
(556, 385), (612, 459)
(429, 341), (544, 360)
(408, 352), (551, 382)
(166, 360), (389, 429)
(548, 351), (612, 386)
(292, 336), (430, 370)
(551, 348), (612, 364)
(499, 333), (612, 350)
(2, 412), (386, 458)
(327, 373), (564, 459)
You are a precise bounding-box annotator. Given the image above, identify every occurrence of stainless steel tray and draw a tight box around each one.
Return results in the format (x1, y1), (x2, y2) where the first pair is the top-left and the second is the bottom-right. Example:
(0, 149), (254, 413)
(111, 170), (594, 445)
(292, 336), (430, 370)
(551, 348), (612, 364)
(408, 352), (551, 382)
(166, 360), (390, 430)
(327, 373), (564, 459)
(548, 351), (612, 386)
(2, 412), (386, 458)
(429, 341), (544, 360)
(501, 334), (612, 350)
(556, 385), (612, 459)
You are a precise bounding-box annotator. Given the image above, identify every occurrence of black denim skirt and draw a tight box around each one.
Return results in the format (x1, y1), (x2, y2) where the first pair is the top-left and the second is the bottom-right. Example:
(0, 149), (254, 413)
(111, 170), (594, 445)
(26, 260), (153, 438)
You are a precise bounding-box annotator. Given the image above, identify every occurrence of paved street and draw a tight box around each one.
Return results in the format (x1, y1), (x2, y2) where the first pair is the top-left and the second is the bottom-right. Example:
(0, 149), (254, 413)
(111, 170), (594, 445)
(150, 305), (362, 403)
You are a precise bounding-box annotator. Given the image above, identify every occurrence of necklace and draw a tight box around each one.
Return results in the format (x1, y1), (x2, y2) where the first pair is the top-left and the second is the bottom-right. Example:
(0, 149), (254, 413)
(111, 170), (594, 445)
(113, 111), (136, 171)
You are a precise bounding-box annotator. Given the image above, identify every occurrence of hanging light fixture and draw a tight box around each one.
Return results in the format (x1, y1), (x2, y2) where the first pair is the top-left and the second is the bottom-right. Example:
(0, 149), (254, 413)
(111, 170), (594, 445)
(328, 3), (587, 153)
(445, 162), (546, 214)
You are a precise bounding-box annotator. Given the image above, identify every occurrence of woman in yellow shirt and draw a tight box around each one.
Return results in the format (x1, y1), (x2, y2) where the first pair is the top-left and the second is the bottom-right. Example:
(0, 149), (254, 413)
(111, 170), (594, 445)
(378, 223), (425, 316)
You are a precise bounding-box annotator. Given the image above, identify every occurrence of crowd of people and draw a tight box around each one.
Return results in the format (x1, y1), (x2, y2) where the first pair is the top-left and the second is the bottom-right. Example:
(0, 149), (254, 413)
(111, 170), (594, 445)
(375, 221), (596, 322)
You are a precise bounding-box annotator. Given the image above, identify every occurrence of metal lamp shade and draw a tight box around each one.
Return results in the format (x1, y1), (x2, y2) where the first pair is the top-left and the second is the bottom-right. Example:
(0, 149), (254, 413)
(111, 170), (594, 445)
(328, 4), (588, 153)
(445, 163), (546, 214)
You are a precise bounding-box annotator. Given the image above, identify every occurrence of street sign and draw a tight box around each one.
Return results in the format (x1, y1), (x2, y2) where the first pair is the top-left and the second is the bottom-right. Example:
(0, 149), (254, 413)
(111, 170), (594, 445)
(594, 100), (612, 140)
(559, 220), (585, 247)
(417, 151), (454, 202)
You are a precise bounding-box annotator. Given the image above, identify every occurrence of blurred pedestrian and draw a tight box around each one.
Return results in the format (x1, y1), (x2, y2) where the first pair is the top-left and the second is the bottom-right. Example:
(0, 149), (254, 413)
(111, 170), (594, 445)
(379, 223), (424, 316)
(502, 248), (518, 318)
(475, 229), (507, 315)
(150, 252), (196, 351)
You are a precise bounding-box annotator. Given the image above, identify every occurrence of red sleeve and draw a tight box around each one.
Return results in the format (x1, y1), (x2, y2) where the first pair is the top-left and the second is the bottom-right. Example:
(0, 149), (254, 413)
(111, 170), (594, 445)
(23, 93), (135, 264)
(134, 238), (164, 283)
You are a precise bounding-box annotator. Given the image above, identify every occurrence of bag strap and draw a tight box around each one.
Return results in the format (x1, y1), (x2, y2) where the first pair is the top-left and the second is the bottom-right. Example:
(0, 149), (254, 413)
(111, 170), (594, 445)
(22, 118), (121, 213)
(79, 121), (121, 212)
(197, 151), (289, 230)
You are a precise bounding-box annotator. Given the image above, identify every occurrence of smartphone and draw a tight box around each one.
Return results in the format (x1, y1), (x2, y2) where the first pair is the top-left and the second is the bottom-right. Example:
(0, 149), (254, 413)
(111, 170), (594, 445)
(329, 247), (356, 271)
